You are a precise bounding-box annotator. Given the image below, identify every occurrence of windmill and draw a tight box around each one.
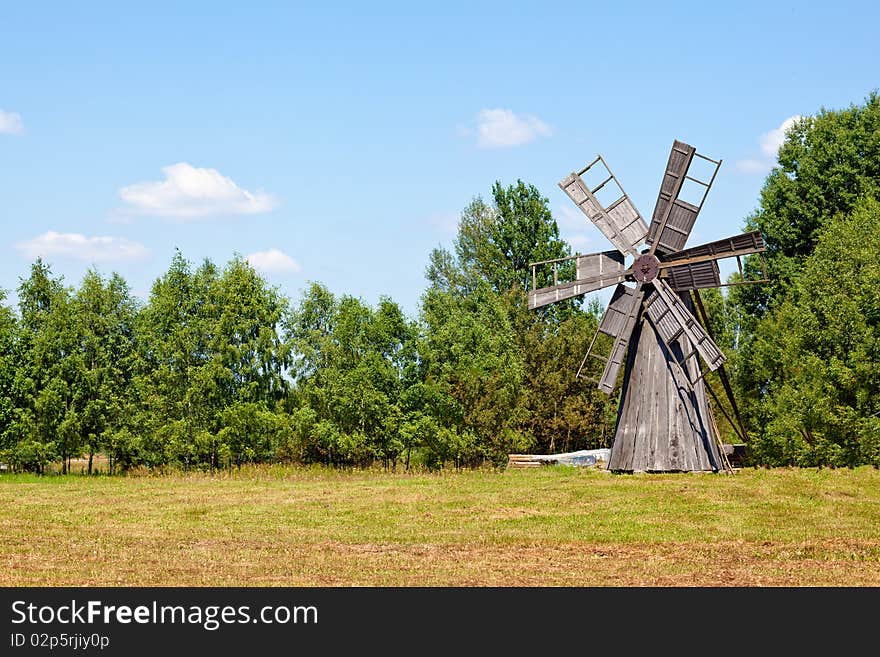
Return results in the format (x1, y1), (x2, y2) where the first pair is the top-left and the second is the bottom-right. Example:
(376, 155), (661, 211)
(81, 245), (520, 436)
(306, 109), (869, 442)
(528, 140), (767, 472)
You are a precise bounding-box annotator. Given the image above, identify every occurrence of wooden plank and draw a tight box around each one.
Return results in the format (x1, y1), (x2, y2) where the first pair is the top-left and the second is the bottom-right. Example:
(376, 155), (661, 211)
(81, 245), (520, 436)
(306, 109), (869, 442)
(664, 229), (765, 262)
(528, 276), (627, 309)
(643, 289), (684, 345)
(646, 140), (695, 255)
(597, 283), (644, 394)
(608, 306), (722, 472)
(666, 260), (721, 291)
(576, 250), (625, 280)
(598, 284), (636, 337)
(528, 251), (632, 309)
(652, 280), (726, 372)
(654, 199), (699, 253)
(558, 171), (648, 256)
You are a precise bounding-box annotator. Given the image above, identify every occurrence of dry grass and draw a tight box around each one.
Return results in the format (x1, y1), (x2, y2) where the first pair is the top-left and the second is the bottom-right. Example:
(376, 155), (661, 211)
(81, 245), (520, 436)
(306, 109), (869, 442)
(1, 465), (879, 586)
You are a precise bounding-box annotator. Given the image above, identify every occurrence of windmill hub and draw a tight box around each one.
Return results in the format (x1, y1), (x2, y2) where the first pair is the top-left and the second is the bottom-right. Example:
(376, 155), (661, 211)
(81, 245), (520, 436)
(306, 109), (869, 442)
(633, 253), (660, 282)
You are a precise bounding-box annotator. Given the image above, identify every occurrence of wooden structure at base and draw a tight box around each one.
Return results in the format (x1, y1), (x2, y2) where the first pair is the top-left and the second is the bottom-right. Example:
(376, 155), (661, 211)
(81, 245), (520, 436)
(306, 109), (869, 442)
(527, 140), (767, 473)
(609, 295), (721, 471)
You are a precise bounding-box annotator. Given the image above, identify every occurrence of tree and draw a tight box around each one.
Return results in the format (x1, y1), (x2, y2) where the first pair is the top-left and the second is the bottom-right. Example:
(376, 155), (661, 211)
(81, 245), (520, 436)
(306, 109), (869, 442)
(134, 252), (291, 469)
(286, 283), (418, 467)
(418, 284), (528, 465)
(427, 181), (573, 297)
(513, 300), (618, 454)
(12, 260), (78, 473)
(72, 270), (139, 474)
(742, 196), (880, 466)
(0, 290), (17, 463)
(134, 251), (205, 466)
(737, 92), (880, 314)
(422, 178), (619, 463)
(726, 93), (880, 463)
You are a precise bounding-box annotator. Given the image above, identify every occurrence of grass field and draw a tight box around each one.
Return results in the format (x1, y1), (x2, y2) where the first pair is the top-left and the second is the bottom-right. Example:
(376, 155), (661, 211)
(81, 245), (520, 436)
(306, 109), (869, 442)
(2, 465), (879, 586)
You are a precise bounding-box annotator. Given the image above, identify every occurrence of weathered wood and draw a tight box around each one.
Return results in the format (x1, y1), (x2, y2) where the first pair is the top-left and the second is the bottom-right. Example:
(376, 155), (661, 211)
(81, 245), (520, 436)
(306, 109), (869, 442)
(650, 279), (726, 371)
(657, 199), (699, 253)
(598, 282), (644, 394)
(607, 294), (722, 472)
(507, 449), (610, 469)
(646, 140), (696, 255)
(527, 252), (632, 310)
(664, 229), (765, 263)
(539, 138), (765, 473)
(599, 284), (637, 337)
(576, 250), (625, 280)
(558, 164), (648, 256)
(666, 259), (721, 291)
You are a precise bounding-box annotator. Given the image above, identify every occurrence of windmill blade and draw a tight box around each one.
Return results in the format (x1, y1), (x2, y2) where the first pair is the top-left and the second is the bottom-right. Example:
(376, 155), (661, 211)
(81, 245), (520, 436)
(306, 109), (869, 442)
(645, 141), (722, 256)
(665, 259), (721, 291)
(597, 283), (645, 394)
(558, 155), (648, 257)
(643, 279), (726, 372)
(662, 229), (765, 265)
(528, 250), (627, 310)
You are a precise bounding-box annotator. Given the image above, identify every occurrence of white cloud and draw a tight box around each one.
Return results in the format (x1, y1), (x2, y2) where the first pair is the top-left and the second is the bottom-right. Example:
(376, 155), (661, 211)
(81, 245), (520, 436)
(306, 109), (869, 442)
(760, 115), (802, 157)
(246, 248), (301, 274)
(475, 108), (552, 148)
(0, 110), (24, 135)
(16, 231), (150, 262)
(735, 115), (802, 174)
(119, 162), (278, 219)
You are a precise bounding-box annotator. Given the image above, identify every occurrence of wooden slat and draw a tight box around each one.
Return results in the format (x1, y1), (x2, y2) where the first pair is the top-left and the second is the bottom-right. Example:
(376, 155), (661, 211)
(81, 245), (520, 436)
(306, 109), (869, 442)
(655, 199), (699, 253)
(643, 288), (684, 343)
(528, 254), (628, 310)
(597, 282), (644, 394)
(598, 284), (636, 337)
(606, 310), (723, 472)
(666, 259), (721, 291)
(652, 279), (726, 371)
(558, 167), (648, 257)
(576, 250), (625, 280)
(663, 229), (765, 263)
(646, 140), (696, 255)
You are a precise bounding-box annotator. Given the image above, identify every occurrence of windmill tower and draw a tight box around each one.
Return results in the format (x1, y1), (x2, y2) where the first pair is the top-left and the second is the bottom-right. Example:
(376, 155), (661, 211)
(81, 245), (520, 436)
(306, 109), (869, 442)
(529, 141), (767, 472)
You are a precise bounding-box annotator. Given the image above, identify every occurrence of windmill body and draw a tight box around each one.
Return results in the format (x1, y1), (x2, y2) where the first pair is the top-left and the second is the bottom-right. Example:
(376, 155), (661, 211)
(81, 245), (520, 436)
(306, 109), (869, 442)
(529, 140), (766, 472)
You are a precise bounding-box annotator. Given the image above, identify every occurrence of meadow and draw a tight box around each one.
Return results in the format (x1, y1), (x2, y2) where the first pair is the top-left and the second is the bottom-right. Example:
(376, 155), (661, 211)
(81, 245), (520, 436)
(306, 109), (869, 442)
(2, 465), (879, 586)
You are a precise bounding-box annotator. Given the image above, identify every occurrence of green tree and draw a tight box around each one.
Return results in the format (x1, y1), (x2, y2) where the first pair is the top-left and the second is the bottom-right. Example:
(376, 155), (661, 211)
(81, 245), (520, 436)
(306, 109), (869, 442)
(418, 284), (528, 465)
(727, 93), (880, 462)
(134, 252), (290, 469)
(514, 300), (617, 454)
(134, 251), (205, 466)
(422, 179), (614, 464)
(742, 196), (880, 466)
(72, 270), (139, 473)
(0, 290), (17, 463)
(737, 92), (880, 314)
(427, 181), (573, 297)
(286, 283), (418, 467)
(12, 260), (78, 473)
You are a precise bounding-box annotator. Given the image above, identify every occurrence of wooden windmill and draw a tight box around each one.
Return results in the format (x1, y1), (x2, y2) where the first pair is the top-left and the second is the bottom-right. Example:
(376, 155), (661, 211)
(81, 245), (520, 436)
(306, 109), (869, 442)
(528, 140), (767, 472)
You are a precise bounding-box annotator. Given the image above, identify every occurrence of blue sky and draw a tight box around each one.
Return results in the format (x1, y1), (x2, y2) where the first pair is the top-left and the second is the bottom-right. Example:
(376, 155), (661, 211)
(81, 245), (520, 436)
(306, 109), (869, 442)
(1, 1), (878, 317)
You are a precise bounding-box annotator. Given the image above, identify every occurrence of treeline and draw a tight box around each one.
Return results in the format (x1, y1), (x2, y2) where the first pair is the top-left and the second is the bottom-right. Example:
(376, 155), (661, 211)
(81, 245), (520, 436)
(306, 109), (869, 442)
(721, 92), (880, 467)
(0, 181), (617, 473)
(2, 94), (878, 474)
